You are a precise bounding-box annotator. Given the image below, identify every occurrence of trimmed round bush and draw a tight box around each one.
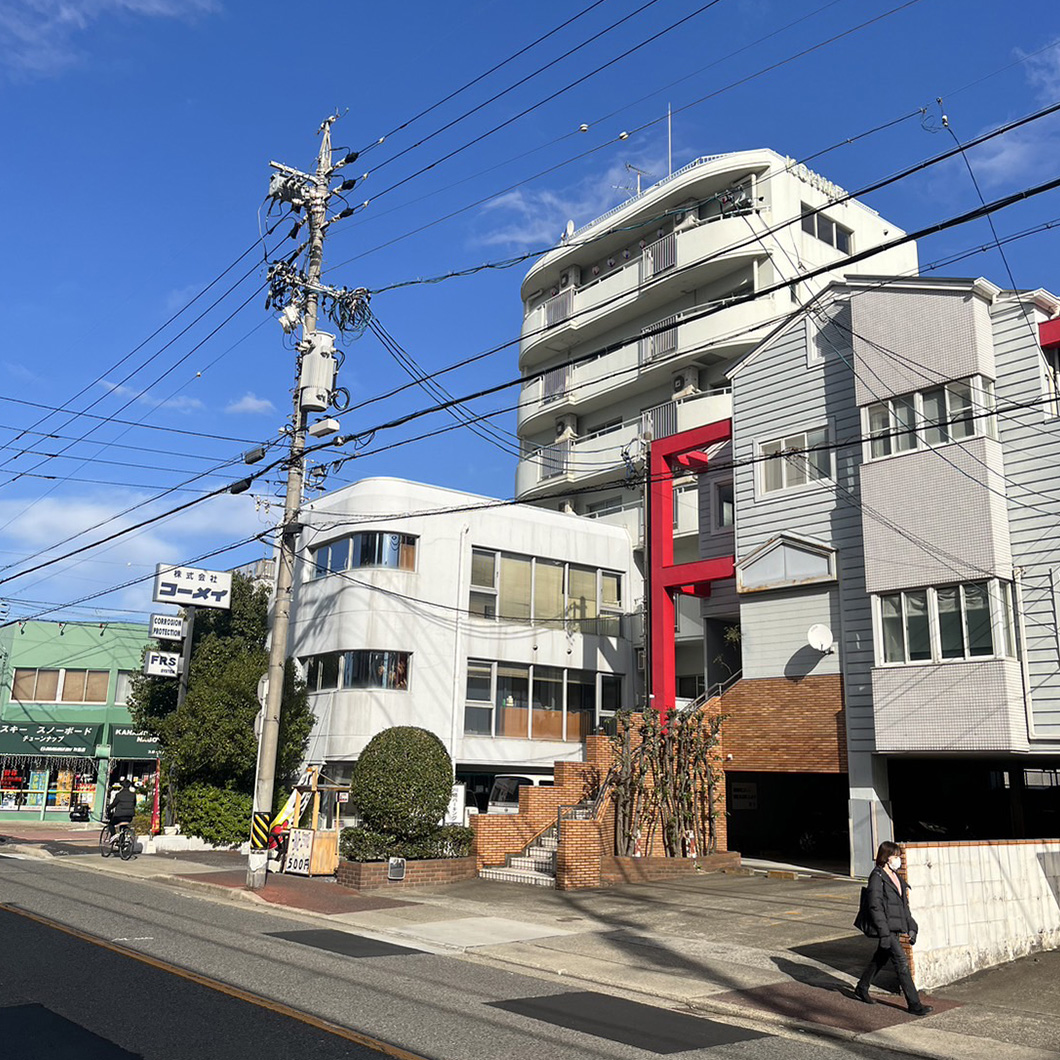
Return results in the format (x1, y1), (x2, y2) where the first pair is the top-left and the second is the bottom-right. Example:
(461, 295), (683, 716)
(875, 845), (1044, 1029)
(350, 726), (453, 839)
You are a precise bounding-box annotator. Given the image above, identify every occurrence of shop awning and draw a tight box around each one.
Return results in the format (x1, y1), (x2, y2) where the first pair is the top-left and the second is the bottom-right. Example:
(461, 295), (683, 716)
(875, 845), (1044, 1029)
(0, 723), (101, 756)
(111, 727), (161, 759)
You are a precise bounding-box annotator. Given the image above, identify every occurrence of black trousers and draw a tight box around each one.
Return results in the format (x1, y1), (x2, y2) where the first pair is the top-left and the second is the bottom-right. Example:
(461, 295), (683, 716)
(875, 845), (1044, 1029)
(857, 934), (922, 1008)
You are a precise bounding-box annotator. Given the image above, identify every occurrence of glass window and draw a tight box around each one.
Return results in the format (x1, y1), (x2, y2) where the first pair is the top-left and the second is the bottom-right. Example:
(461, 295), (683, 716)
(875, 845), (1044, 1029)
(499, 554), (532, 623)
(85, 671), (110, 703)
(881, 594), (905, 663)
(464, 661), (493, 735)
(12, 669), (36, 701)
(471, 549), (495, 588)
(760, 439), (783, 493)
(1001, 582), (1017, 658)
(62, 670), (89, 703)
(783, 434), (808, 487)
(469, 591), (496, 619)
(567, 565), (598, 632)
(905, 591), (931, 661)
(566, 670), (596, 742)
(114, 672), (133, 705)
(948, 381), (975, 441)
(319, 653), (341, 690)
(35, 670), (59, 701)
(937, 587), (965, 659)
(922, 388), (949, 446)
(531, 666), (564, 740)
(601, 571), (622, 609)
(817, 216), (834, 247)
(534, 559), (565, 628)
(963, 582), (993, 656)
(715, 481), (734, 528)
(835, 226), (851, 254)
(601, 673), (622, 713)
(801, 206), (816, 236)
(496, 664), (529, 737)
(868, 402), (891, 458)
(894, 401), (917, 452)
(760, 429), (829, 493)
(342, 650), (410, 690)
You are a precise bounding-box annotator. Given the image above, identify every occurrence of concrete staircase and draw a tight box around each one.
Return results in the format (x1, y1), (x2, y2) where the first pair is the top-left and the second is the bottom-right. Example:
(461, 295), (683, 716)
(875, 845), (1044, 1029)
(478, 825), (557, 887)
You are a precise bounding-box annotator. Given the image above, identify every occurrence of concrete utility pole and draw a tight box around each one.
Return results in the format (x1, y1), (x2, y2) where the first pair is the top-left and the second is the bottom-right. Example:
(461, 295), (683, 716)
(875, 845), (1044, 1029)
(246, 118), (337, 890)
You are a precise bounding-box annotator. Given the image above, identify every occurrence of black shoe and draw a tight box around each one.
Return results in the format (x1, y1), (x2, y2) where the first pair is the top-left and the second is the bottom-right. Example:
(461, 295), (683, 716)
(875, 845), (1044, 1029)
(852, 987), (874, 1005)
(908, 1005), (933, 1017)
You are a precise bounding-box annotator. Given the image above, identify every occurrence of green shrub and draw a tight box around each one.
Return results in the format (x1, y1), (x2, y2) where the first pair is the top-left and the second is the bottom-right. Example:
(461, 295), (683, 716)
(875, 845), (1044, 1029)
(350, 726), (453, 839)
(176, 784), (252, 846)
(339, 824), (474, 862)
(131, 811), (154, 837)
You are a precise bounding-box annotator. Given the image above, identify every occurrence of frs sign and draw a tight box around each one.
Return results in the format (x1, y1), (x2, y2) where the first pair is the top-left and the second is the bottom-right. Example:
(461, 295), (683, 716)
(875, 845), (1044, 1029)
(144, 651), (182, 678)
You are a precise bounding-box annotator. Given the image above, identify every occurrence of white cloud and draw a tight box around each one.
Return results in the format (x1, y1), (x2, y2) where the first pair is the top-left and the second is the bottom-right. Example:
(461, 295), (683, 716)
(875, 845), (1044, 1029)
(476, 150), (669, 250)
(966, 45), (1060, 189)
(0, 0), (218, 79)
(99, 379), (204, 413)
(225, 392), (276, 415)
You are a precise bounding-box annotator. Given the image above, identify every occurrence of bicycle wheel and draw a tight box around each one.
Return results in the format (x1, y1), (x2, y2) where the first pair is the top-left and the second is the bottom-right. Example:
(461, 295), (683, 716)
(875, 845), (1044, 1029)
(117, 827), (136, 861)
(99, 826), (112, 858)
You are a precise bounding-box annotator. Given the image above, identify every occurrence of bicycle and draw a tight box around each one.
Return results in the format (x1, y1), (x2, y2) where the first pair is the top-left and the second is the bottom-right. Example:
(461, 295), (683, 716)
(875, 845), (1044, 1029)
(99, 821), (137, 861)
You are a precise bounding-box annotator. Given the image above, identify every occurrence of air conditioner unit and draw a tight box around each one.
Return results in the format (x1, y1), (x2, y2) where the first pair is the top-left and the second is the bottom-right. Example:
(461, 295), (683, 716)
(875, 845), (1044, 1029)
(559, 266), (581, 289)
(671, 366), (700, 397)
(554, 413), (578, 441)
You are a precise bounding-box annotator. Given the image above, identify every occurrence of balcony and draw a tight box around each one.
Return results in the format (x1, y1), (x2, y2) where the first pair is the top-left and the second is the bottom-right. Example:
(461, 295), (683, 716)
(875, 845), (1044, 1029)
(516, 390), (733, 500)
(518, 296), (773, 435)
(520, 214), (767, 369)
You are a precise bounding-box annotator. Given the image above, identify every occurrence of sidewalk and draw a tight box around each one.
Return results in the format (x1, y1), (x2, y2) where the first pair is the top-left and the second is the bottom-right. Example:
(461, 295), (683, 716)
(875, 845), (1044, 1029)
(4, 821), (1059, 1060)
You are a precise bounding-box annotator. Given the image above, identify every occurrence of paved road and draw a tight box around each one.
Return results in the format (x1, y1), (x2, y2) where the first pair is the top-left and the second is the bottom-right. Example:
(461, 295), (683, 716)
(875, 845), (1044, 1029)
(0, 855), (905, 1060)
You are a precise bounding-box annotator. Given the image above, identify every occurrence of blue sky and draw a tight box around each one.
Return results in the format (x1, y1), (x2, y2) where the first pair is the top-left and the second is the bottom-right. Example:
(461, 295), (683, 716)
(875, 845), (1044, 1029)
(0, 0), (1058, 621)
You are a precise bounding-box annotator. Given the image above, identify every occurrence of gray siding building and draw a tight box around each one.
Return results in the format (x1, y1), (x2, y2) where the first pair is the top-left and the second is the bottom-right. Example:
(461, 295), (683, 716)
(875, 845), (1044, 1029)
(724, 276), (1060, 874)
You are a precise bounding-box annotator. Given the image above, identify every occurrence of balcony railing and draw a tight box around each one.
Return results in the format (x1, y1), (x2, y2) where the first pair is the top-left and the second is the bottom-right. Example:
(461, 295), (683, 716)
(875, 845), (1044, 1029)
(539, 439), (570, 480)
(641, 232), (676, 281)
(639, 314), (679, 365)
(642, 400), (679, 440)
(542, 364), (570, 404)
(544, 288), (574, 327)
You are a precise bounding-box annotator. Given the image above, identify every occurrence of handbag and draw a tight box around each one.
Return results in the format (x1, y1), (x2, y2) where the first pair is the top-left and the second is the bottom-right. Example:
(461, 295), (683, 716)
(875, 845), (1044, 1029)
(853, 885), (879, 937)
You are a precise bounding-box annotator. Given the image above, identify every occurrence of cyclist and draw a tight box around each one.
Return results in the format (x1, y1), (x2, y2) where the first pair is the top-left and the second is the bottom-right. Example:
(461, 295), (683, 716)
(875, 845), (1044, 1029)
(105, 778), (136, 840)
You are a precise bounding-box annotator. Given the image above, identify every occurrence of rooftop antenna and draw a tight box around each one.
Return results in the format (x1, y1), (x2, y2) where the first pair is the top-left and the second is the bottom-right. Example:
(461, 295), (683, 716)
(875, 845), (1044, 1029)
(623, 163), (657, 196)
(668, 103), (672, 177)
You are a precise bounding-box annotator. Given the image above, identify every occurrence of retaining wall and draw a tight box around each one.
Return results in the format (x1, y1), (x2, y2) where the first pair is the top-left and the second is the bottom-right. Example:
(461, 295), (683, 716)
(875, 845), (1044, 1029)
(905, 839), (1060, 989)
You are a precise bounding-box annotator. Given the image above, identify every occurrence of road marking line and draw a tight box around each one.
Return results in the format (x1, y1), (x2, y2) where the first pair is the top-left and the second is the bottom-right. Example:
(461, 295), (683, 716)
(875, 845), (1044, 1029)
(1, 903), (431, 1060)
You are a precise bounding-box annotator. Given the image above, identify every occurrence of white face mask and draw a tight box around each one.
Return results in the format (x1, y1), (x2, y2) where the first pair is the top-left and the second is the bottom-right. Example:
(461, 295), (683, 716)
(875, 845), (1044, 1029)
(887, 856), (902, 871)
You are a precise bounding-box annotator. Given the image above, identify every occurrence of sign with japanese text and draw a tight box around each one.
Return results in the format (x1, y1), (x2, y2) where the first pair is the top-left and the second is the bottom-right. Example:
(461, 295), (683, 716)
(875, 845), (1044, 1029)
(144, 651), (182, 678)
(111, 726), (161, 759)
(152, 564), (232, 610)
(285, 828), (314, 876)
(0, 723), (102, 756)
(150, 613), (187, 641)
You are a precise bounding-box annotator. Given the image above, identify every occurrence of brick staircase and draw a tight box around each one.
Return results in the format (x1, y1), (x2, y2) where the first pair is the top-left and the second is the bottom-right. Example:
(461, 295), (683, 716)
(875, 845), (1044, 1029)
(478, 824), (558, 887)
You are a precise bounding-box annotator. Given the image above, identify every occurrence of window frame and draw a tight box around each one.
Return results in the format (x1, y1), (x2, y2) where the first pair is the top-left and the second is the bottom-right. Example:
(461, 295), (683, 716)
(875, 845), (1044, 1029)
(710, 479), (735, 534)
(800, 203), (852, 253)
(310, 531), (418, 580)
(873, 579), (1017, 666)
(301, 650), (411, 692)
(862, 376), (998, 463)
(756, 423), (833, 498)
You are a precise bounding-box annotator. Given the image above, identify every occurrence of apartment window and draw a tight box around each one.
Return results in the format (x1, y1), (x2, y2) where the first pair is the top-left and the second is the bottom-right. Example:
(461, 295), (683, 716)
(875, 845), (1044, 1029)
(877, 580), (1015, 665)
(12, 669), (60, 702)
(303, 650), (410, 691)
(114, 671), (135, 705)
(469, 549), (622, 634)
(758, 427), (831, 494)
(864, 377), (996, 460)
(712, 480), (734, 532)
(585, 496), (623, 518)
(801, 204), (851, 253)
(311, 531), (417, 578)
(464, 660), (616, 740)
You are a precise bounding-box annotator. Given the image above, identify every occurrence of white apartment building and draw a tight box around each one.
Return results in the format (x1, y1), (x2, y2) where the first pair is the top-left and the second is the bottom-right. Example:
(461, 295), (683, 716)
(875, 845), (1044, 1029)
(514, 149), (918, 698)
(287, 478), (636, 808)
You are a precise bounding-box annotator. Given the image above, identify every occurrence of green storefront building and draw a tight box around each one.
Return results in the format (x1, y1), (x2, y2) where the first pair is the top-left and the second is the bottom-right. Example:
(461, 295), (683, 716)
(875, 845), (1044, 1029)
(0, 620), (157, 821)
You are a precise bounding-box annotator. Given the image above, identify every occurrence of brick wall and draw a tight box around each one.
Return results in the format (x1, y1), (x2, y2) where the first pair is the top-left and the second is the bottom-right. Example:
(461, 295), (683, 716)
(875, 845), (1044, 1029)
(599, 852), (741, 885)
(720, 674), (846, 773)
(337, 856), (477, 890)
(556, 818), (601, 890)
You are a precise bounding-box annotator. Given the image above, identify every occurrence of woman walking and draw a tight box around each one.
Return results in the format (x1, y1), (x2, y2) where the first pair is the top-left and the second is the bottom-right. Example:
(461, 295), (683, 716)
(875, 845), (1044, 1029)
(854, 841), (932, 1016)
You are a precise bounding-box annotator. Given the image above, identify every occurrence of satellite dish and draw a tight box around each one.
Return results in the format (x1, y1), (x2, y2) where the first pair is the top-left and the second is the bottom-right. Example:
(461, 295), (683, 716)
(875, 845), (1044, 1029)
(807, 624), (834, 654)
(565, 218), (575, 239)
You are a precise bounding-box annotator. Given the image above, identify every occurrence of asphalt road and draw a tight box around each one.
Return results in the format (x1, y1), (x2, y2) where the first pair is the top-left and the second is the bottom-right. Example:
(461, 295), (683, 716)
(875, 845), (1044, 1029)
(0, 855), (902, 1060)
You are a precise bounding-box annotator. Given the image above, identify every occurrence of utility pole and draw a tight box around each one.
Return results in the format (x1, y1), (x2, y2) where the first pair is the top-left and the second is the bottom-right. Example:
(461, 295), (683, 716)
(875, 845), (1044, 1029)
(246, 115), (355, 889)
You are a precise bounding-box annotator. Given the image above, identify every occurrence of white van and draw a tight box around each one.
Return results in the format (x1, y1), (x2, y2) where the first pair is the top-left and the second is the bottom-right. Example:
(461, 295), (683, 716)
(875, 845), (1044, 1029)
(486, 774), (553, 814)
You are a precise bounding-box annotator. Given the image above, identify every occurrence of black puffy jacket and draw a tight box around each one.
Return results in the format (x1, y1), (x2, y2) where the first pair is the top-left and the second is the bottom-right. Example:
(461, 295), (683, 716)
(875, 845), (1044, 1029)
(866, 865), (918, 937)
(109, 786), (136, 819)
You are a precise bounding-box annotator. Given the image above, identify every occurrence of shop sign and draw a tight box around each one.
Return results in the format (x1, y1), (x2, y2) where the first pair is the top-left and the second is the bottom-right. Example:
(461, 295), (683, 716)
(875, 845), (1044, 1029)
(285, 828), (314, 875)
(0, 722), (102, 756)
(152, 564), (232, 610)
(150, 613), (187, 641)
(111, 727), (161, 759)
(144, 651), (182, 678)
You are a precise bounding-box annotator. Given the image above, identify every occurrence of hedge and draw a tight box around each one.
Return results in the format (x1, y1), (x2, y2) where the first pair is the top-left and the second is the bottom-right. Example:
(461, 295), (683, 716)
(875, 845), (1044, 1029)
(340, 825), (473, 862)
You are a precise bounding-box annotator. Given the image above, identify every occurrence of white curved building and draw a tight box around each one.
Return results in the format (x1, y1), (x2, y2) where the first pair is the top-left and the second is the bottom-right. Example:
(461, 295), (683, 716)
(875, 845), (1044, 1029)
(515, 149), (919, 695)
(288, 478), (636, 807)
